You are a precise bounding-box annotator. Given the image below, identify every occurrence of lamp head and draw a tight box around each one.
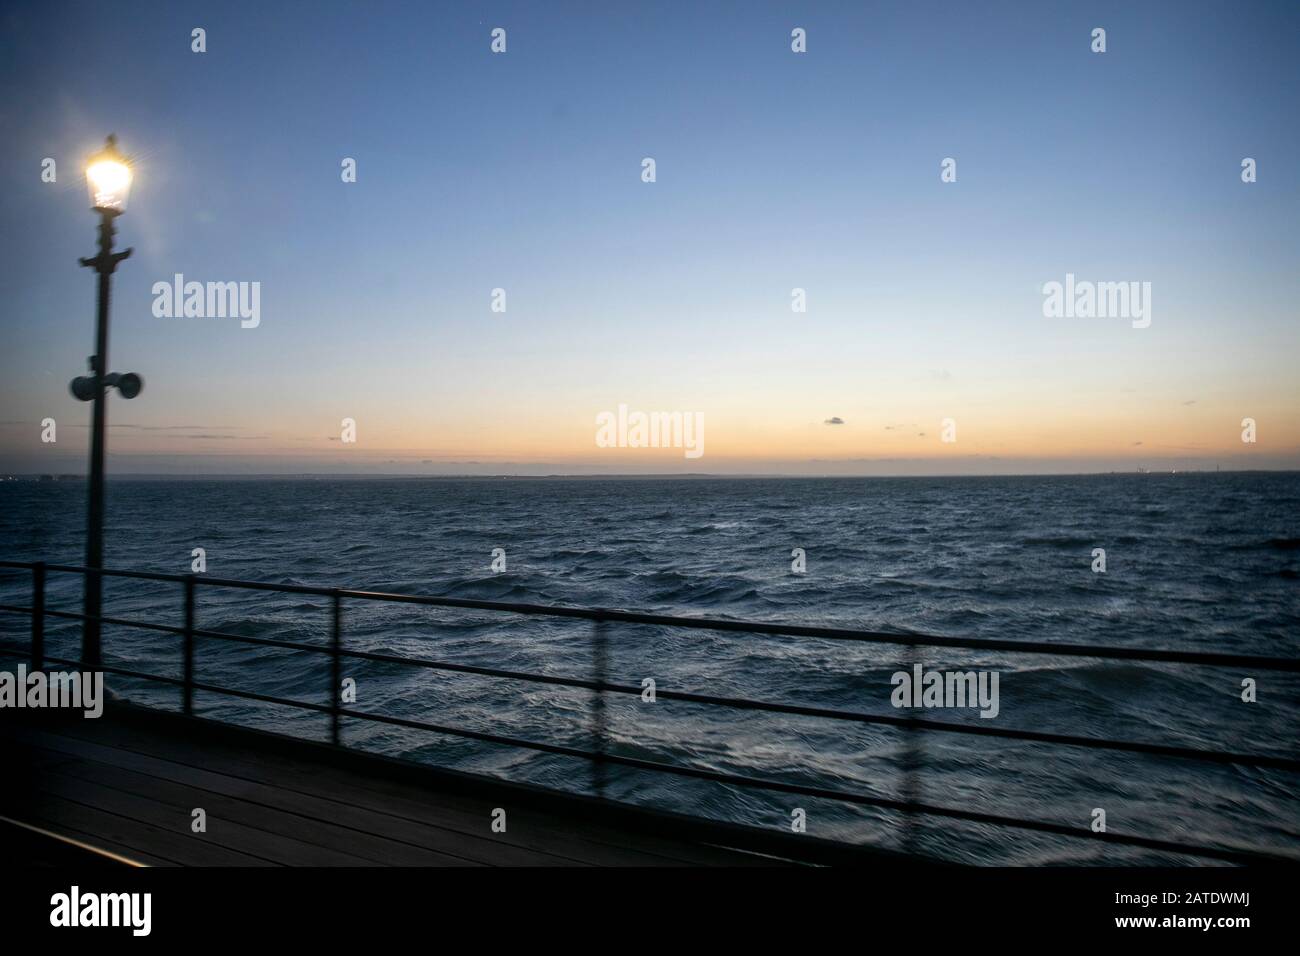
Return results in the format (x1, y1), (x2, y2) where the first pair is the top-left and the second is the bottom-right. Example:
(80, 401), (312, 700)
(86, 135), (133, 213)
(116, 372), (143, 400)
(70, 376), (97, 402)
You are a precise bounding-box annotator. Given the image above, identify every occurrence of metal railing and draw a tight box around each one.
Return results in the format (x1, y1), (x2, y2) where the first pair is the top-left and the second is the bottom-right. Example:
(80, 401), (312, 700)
(2, 559), (1297, 865)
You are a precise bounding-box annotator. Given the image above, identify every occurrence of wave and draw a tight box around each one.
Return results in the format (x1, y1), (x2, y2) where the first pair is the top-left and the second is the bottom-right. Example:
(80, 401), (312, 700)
(6, 472), (1300, 864)
(1020, 535), (1095, 549)
(1227, 537), (1300, 552)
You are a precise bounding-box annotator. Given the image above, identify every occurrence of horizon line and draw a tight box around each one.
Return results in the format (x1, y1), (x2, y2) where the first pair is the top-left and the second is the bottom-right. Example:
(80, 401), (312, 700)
(6, 468), (1296, 481)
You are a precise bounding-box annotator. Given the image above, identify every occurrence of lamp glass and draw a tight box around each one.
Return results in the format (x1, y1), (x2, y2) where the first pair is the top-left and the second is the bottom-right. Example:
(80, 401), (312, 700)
(86, 140), (132, 212)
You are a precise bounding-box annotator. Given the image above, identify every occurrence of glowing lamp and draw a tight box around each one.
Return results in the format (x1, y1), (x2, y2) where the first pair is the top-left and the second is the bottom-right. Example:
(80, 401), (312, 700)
(86, 135), (133, 212)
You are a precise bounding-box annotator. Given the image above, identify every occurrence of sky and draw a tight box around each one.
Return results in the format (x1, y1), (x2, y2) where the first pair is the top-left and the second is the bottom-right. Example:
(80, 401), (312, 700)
(1, 0), (1297, 476)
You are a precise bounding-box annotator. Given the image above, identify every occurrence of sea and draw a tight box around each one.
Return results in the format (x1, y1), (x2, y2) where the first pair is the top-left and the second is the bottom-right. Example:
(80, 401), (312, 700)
(2, 472), (1297, 864)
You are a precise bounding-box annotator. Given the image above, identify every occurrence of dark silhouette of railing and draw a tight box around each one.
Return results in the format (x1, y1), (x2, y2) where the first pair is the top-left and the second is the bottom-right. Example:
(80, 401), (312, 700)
(2, 559), (1297, 865)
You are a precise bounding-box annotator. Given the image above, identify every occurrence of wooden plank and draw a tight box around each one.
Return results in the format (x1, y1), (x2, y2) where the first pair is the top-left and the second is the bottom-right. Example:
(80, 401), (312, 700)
(14, 729), (586, 866)
(19, 723), (720, 864)
(25, 793), (275, 866)
(34, 717), (775, 865)
(0, 814), (173, 867)
(32, 753), (486, 867)
(34, 770), (393, 867)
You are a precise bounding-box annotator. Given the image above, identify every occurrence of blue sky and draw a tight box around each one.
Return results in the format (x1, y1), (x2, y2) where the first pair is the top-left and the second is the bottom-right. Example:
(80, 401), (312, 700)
(2, 0), (1297, 474)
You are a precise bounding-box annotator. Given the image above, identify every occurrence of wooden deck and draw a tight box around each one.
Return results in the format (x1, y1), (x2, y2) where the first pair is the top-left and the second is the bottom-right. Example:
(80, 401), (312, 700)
(1, 705), (895, 867)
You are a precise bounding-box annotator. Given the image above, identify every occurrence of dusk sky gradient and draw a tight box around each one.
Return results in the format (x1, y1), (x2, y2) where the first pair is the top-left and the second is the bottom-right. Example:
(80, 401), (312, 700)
(2, 0), (1297, 475)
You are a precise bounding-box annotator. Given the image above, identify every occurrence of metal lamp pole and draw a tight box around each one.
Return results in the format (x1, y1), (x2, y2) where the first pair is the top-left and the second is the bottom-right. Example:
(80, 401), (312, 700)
(72, 135), (142, 668)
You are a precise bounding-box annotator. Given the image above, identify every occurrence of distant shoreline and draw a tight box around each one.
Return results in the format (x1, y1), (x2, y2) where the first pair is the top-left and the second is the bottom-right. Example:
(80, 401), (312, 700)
(4, 470), (1297, 482)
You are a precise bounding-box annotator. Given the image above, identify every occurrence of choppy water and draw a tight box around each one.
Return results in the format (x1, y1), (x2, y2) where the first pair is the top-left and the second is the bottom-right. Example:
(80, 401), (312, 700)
(2, 473), (1298, 864)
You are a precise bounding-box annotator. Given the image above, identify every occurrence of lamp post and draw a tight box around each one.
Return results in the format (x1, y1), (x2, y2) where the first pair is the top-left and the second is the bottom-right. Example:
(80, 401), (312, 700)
(72, 135), (143, 668)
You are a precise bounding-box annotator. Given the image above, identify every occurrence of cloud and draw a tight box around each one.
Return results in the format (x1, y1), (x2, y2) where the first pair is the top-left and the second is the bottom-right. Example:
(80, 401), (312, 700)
(110, 424), (246, 431)
(824, 416), (845, 425)
(102, 424), (267, 439)
(1182, 400), (1197, 406)
(184, 434), (270, 440)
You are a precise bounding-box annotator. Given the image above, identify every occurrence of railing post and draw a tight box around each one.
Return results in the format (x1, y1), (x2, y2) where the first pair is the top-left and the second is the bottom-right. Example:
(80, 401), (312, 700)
(82, 565), (102, 670)
(591, 617), (609, 799)
(330, 589), (342, 746)
(182, 574), (195, 716)
(899, 644), (922, 855)
(31, 561), (45, 671)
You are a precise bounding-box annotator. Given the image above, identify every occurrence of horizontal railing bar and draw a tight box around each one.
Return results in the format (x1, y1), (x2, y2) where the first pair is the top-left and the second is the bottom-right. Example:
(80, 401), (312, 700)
(0, 651), (185, 689)
(0, 604), (323, 649)
(0, 643), (1278, 866)
(331, 648), (1300, 772)
(9, 621), (1300, 773)
(0, 604), (185, 638)
(5, 562), (1294, 864)
(1, 561), (1297, 671)
(0, 611), (1294, 771)
(0, 647), (333, 717)
(0, 561), (326, 591)
(316, 711), (1282, 864)
(336, 588), (1300, 670)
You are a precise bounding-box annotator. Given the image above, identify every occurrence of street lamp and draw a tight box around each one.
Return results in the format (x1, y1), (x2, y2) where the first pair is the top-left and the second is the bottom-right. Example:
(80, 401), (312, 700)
(72, 135), (144, 668)
(86, 139), (133, 211)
